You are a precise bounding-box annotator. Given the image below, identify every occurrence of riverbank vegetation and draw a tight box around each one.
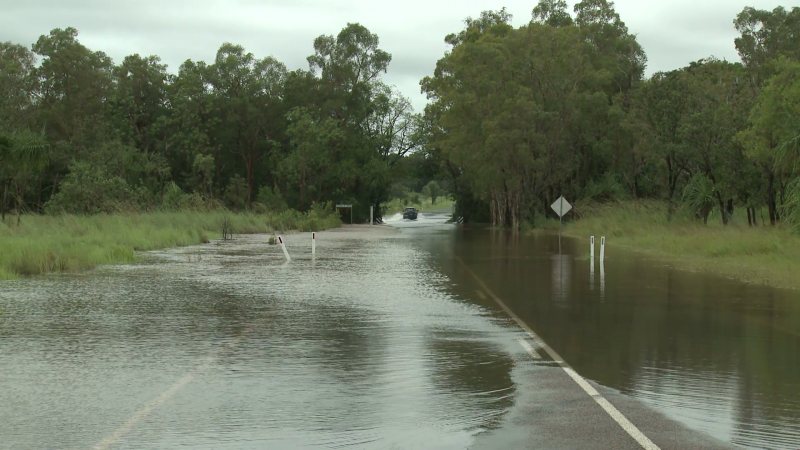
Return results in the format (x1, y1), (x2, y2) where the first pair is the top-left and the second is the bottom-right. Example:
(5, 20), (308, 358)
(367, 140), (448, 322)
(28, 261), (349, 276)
(4, 2), (800, 284)
(0, 208), (340, 280)
(1, 22), (438, 225)
(561, 201), (800, 289)
(422, 3), (800, 234)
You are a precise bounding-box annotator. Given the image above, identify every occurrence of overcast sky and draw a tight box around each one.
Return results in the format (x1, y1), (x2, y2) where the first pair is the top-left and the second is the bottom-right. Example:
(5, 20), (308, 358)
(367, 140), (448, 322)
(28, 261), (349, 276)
(0, 0), (784, 111)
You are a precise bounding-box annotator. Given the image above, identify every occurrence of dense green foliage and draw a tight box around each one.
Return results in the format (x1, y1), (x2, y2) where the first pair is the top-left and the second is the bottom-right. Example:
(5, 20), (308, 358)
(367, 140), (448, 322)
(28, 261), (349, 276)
(1, 24), (429, 222)
(4, 4), (800, 230)
(422, 3), (800, 229)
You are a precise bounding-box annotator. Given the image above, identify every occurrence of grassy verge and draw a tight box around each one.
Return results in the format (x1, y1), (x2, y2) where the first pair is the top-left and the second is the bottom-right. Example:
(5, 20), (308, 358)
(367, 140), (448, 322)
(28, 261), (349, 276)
(0, 209), (340, 280)
(556, 200), (800, 289)
(383, 198), (454, 216)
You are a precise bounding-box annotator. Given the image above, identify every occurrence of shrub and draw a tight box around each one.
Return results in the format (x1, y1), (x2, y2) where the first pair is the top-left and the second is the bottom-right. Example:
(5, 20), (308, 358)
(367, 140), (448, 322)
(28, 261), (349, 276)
(256, 185), (288, 213)
(45, 162), (133, 214)
(224, 175), (249, 210)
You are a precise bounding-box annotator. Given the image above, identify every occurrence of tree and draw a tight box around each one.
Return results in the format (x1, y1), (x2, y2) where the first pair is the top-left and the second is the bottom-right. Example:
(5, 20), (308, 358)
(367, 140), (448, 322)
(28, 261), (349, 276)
(423, 181), (442, 204)
(734, 7), (800, 92)
(281, 108), (343, 210)
(308, 23), (391, 126)
(0, 130), (49, 221)
(0, 42), (38, 129)
(109, 54), (170, 155)
(210, 43), (287, 208)
(532, 0), (574, 27)
(738, 57), (800, 224)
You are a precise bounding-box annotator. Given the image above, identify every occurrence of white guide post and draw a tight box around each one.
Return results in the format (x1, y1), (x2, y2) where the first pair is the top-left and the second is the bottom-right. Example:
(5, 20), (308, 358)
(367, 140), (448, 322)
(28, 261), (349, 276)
(600, 236), (606, 263)
(278, 235), (291, 261)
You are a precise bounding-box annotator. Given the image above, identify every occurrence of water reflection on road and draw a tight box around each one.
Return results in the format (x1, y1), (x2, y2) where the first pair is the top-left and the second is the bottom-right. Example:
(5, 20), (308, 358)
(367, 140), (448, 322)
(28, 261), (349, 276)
(431, 227), (800, 450)
(0, 213), (798, 449)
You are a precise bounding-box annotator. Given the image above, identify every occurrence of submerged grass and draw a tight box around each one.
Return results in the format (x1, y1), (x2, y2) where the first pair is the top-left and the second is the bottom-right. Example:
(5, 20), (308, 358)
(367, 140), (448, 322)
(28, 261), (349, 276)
(0, 210), (340, 280)
(559, 200), (800, 289)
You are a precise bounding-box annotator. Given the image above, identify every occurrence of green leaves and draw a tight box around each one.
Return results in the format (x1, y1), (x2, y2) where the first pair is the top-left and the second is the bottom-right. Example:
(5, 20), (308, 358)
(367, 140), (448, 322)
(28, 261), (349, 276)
(0, 129), (50, 183)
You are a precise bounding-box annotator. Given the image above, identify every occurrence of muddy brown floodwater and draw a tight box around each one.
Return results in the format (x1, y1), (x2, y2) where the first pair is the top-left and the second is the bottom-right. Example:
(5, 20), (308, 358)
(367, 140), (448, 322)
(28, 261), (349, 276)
(1, 212), (798, 449)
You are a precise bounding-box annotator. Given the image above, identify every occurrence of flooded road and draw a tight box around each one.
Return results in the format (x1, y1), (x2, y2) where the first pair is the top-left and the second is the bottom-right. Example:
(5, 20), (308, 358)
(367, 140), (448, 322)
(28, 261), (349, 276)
(1, 212), (798, 449)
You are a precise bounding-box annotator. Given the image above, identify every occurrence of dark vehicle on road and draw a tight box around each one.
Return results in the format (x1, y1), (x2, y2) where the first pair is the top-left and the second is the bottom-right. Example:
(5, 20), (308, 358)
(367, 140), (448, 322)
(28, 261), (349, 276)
(402, 207), (418, 220)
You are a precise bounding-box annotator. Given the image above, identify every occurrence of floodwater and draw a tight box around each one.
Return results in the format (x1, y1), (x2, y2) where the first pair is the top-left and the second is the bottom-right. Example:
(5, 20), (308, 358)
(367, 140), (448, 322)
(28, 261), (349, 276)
(0, 212), (798, 449)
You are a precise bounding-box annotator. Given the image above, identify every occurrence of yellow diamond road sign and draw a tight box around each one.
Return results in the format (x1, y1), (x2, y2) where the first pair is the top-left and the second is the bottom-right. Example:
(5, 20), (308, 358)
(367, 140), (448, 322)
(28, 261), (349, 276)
(550, 196), (572, 218)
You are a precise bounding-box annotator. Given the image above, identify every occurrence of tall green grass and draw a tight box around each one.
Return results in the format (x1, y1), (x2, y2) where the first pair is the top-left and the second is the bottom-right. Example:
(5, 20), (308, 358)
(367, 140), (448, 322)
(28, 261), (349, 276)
(560, 200), (800, 289)
(0, 210), (340, 280)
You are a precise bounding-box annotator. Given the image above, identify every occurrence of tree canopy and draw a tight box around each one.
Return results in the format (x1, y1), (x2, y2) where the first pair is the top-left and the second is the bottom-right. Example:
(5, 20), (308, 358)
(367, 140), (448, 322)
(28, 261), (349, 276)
(0, 23), (424, 221)
(421, 3), (800, 229)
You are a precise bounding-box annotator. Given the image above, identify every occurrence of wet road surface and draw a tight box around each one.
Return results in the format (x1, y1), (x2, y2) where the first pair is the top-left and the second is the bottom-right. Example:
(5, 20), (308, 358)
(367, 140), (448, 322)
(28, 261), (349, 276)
(1, 212), (798, 449)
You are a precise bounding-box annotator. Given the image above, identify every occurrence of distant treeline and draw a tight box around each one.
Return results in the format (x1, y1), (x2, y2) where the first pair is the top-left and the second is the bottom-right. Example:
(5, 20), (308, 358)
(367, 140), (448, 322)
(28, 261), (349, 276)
(0, 23), (433, 222)
(422, 2), (800, 229)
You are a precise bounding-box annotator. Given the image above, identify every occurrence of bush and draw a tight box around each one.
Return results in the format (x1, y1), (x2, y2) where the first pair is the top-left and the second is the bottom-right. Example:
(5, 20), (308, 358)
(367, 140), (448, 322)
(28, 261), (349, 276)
(45, 162), (134, 214)
(224, 175), (249, 210)
(160, 182), (186, 211)
(256, 185), (288, 213)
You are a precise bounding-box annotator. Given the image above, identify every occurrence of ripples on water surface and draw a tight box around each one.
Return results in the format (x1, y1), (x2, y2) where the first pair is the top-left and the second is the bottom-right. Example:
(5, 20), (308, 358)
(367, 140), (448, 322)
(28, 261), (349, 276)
(1, 220), (799, 449)
(0, 228), (526, 449)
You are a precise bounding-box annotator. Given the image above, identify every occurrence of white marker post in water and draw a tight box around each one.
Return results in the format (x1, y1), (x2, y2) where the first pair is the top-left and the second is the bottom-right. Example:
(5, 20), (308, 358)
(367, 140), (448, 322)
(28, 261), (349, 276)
(590, 236), (595, 260)
(278, 235), (291, 261)
(600, 236), (606, 262)
(312, 232), (316, 255)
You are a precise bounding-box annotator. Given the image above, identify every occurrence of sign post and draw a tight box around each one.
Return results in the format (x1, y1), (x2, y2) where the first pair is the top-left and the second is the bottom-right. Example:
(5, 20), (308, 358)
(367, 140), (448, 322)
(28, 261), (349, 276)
(336, 204), (353, 225)
(277, 235), (290, 261)
(550, 196), (572, 239)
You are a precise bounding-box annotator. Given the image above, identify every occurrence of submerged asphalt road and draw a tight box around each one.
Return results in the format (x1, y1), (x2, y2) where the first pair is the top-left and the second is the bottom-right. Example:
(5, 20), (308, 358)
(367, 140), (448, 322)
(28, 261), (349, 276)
(0, 211), (761, 449)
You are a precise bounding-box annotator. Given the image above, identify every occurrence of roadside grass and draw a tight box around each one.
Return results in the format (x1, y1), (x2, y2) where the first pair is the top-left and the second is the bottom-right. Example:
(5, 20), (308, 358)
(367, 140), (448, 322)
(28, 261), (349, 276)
(383, 198), (454, 216)
(0, 210), (340, 280)
(557, 200), (800, 289)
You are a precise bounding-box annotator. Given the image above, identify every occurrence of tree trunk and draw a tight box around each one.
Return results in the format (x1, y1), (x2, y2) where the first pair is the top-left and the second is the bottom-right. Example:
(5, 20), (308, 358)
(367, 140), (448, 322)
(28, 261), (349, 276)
(716, 192), (728, 225)
(747, 207), (752, 227)
(37, 180), (43, 212)
(1, 179), (8, 223)
(767, 170), (777, 225)
(245, 153), (254, 209)
(299, 169), (306, 212)
(51, 173), (60, 198)
(489, 190), (497, 227)
(666, 156), (678, 201)
(701, 204), (711, 224)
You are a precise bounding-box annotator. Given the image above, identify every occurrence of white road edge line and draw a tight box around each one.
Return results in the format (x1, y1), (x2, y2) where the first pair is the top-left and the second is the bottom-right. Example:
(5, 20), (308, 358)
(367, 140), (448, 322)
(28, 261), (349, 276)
(517, 337), (542, 359)
(92, 335), (247, 450)
(456, 256), (660, 450)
